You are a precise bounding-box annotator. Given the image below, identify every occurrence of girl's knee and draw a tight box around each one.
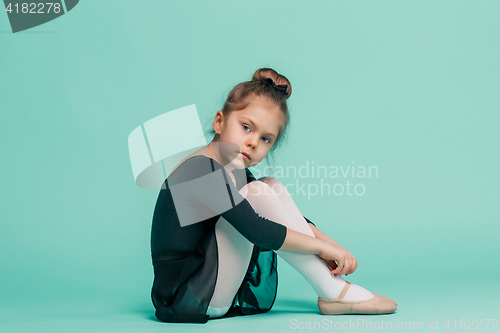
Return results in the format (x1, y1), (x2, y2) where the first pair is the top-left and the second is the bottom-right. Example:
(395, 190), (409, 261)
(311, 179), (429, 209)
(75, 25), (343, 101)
(240, 179), (271, 197)
(256, 177), (288, 195)
(257, 176), (280, 186)
(240, 177), (285, 198)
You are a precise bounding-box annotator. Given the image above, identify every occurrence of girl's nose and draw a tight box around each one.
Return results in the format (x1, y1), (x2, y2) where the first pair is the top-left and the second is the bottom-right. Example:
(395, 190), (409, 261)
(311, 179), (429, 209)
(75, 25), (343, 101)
(246, 135), (259, 148)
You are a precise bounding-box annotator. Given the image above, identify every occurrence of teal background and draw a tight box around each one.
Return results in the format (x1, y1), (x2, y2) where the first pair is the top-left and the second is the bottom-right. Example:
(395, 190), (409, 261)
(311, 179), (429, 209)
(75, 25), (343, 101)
(1, 0), (499, 332)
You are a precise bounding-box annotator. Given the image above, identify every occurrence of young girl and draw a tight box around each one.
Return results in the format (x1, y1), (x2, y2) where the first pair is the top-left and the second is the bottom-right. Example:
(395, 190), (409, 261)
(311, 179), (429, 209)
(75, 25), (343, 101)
(150, 68), (397, 323)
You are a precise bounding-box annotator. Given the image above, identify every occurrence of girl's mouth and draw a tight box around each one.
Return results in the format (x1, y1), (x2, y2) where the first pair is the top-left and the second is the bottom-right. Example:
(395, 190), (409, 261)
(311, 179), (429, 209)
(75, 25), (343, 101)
(240, 152), (250, 160)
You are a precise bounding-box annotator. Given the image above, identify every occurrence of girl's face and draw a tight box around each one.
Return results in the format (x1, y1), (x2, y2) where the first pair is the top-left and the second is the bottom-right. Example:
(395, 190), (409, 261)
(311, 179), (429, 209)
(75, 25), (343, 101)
(213, 96), (283, 169)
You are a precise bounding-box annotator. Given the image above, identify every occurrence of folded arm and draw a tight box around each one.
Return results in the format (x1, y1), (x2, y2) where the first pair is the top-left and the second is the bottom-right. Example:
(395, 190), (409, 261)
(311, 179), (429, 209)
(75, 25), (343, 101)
(308, 222), (343, 248)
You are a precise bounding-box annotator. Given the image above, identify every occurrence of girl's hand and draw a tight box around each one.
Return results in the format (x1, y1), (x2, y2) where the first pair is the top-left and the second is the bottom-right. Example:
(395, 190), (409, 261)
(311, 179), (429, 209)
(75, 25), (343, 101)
(325, 246), (358, 276)
(308, 223), (358, 276)
(318, 243), (358, 277)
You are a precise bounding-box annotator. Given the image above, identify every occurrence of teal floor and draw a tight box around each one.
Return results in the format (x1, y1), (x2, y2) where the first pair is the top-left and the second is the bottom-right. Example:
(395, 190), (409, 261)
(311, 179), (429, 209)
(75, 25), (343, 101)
(1, 279), (499, 333)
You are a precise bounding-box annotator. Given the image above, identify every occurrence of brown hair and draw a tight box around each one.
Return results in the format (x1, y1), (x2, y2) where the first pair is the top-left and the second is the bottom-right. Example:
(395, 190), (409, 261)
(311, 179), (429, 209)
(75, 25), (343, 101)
(208, 68), (293, 162)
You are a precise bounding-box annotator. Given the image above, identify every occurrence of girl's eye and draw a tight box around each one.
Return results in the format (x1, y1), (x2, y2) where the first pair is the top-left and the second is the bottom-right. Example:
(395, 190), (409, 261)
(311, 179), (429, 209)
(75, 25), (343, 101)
(242, 124), (271, 144)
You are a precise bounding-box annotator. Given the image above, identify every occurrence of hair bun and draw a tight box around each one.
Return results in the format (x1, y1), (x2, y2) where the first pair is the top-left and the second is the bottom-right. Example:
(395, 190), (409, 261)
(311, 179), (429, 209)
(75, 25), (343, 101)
(260, 77), (289, 96)
(252, 68), (292, 98)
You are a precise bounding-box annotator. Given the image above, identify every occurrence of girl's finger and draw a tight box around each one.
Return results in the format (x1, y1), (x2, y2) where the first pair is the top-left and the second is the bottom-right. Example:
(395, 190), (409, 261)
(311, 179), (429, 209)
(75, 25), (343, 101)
(346, 265), (356, 275)
(339, 256), (350, 276)
(346, 256), (357, 275)
(346, 254), (358, 276)
(324, 260), (334, 271)
(332, 260), (343, 276)
(334, 259), (347, 277)
(328, 262), (338, 272)
(332, 258), (344, 276)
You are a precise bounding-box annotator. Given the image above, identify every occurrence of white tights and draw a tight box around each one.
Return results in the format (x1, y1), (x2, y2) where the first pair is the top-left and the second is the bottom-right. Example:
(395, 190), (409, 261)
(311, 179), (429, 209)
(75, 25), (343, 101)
(206, 177), (374, 319)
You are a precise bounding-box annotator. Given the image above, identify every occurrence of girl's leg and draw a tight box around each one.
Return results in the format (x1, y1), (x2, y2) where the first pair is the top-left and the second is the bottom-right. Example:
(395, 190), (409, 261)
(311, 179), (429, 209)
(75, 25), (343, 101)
(244, 177), (374, 302)
(206, 176), (375, 320)
(206, 215), (254, 318)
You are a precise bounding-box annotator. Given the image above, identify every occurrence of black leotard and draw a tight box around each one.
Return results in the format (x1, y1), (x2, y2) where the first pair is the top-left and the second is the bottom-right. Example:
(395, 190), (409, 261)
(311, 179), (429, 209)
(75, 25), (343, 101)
(150, 155), (315, 323)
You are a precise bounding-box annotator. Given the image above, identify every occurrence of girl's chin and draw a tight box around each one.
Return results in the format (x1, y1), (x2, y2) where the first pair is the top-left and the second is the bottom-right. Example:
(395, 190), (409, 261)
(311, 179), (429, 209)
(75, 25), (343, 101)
(224, 153), (260, 169)
(239, 161), (260, 169)
(228, 156), (257, 169)
(228, 159), (246, 169)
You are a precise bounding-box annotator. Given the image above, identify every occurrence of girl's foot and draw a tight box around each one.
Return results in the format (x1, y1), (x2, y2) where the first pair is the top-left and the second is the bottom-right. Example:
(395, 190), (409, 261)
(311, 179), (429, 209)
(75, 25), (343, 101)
(333, 276), (375, 301)
(318, 281), (397, 315)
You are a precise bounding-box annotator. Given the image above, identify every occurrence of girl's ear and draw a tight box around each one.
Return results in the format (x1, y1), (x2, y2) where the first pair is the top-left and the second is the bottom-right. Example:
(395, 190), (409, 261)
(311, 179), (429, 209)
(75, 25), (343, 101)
(213, 110), (224, 133)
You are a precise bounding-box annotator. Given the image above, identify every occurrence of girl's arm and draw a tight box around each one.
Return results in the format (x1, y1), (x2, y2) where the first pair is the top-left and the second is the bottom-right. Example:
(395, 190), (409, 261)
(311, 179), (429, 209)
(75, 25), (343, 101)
(278, 228), (354, 277)
(308, 223), (342, 247)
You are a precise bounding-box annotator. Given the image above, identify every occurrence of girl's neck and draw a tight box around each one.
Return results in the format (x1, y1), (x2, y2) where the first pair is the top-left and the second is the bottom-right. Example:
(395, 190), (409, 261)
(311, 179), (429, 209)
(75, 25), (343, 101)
(208, 141), (236, 174)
